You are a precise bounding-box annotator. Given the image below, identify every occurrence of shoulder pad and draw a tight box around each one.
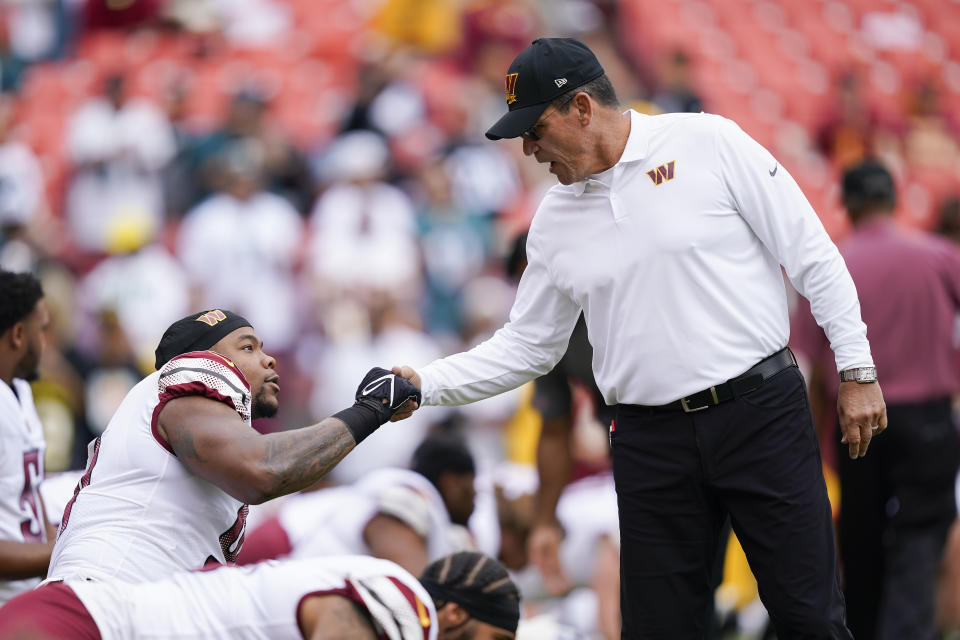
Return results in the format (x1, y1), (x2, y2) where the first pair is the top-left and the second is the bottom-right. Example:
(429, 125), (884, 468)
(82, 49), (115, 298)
(349, 574), (435, 640)
(158, 351), (252, 425)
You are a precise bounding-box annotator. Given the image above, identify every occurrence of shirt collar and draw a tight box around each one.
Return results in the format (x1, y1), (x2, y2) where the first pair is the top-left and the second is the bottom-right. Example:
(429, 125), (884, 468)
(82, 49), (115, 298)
(571, 109), (651, 196)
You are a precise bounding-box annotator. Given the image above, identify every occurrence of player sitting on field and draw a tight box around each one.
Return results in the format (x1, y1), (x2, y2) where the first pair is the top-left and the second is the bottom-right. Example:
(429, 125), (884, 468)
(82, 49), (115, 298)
(0, 551), (520, 640)
(46, 309), (420, 584)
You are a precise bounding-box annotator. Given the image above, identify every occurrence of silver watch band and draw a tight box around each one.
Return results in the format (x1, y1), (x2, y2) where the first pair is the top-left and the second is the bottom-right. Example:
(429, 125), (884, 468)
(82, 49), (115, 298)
(839, 366), (877, 383)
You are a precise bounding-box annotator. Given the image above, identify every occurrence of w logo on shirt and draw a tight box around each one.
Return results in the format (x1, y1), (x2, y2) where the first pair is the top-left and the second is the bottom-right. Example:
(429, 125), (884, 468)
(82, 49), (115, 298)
(646, 161), (676, 186)
(195, 309), (227, 326)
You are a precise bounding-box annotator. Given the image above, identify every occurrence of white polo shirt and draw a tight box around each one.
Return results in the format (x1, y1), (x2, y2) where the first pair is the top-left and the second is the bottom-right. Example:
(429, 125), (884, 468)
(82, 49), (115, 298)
(419, 110), (872, 407)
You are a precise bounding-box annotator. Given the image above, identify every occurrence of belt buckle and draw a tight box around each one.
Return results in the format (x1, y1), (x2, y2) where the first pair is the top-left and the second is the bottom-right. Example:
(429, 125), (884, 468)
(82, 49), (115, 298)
(680, 386), (719, 413)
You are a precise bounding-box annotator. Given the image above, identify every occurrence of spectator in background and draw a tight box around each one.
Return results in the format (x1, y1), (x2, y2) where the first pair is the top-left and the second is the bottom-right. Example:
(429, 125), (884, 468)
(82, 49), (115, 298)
(457, 0), (538, 75)
(902, 79), (960, 172)
(815, 72), (899, 169)
(192, 88), (313, 212)
(0, 95), (51, 272)
(0, 270), (55, 604)
(82, 0), (162, 31)
(792, 161), (960, 640)
(1, 0), (71, 76)
(77, 225), (190, 370)
(177, 143), (304, 355)
(0, 13), (27, 94)
(307, 130), (420, 305)
(415, 156), (495, 338)
(65, 72), (175, 253)
(161, 76), (202, 219)
(340, 50), (428, 144)
(651, 50), (703, 114)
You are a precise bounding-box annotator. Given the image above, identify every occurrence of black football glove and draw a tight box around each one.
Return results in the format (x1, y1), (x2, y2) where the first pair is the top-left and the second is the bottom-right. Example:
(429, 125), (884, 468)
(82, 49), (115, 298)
(333, 367), (422, 444)
(354, 367), (422, 424)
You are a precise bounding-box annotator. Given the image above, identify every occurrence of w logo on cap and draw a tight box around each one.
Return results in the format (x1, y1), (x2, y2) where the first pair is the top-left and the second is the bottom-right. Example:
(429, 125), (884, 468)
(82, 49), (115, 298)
(505, 73), (519, 105)
(195, 309), (227, 326)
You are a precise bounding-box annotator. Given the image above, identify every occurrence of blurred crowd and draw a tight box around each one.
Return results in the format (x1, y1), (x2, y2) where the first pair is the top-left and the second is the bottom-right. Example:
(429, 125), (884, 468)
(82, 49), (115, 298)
(1, 0), (959, 638)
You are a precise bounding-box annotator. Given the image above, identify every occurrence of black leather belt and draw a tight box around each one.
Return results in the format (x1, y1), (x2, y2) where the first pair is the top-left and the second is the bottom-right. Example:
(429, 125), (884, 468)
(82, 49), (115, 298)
(652, 347), (797, 413)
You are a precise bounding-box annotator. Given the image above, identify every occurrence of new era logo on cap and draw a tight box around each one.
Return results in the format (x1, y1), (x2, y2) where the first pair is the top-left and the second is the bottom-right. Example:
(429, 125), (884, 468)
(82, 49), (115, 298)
(486, 37), (605, 140)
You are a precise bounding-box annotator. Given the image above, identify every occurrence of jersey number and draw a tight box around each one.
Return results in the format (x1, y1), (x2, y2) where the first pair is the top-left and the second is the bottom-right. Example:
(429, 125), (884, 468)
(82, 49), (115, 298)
(19, 449), (43, 541)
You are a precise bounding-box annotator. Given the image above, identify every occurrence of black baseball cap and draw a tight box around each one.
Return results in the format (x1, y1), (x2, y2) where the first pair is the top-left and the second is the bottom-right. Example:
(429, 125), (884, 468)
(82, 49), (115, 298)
(154, 309), (252, 370)
(485, 37), (605, 141)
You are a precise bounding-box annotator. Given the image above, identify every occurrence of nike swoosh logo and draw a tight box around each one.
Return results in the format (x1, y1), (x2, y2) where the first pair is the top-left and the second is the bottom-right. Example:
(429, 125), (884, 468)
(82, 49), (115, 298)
(362, 374), (395, 404)
(769, 164), (778, 177)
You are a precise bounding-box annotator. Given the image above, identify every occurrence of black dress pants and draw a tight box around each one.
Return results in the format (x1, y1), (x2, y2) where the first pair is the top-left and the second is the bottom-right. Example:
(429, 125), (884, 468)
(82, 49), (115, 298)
(612, 366), (851, 639)
(838, 397), (957, 640)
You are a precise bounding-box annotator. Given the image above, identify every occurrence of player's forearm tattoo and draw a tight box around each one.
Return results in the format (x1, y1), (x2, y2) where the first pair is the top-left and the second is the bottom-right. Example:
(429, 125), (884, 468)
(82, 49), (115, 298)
(259, 418), (355, 497)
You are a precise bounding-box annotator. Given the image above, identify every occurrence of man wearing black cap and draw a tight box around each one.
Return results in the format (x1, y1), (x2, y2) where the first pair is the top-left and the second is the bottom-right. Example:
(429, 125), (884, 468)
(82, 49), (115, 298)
(394, 38), (887, 638)
(793, 160), (960, 640)
(46, 309), (420, 585)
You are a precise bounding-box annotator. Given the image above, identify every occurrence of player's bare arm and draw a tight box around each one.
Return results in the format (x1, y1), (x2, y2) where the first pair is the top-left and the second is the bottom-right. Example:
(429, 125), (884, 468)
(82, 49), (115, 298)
(362, 513), (430, 576)
(0, 491), (59, 580)
(160, 397), (357, 504)
(159, 366), (421, 504)
(0, 539), (54, 580)
(298, 594), (378, 640)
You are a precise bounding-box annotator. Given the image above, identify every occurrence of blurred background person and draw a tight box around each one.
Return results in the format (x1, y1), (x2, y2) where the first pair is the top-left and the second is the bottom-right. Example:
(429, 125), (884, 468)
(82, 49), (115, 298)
(0, 270), (54, 604)
(792, 160), (960, 640)
(239, 432), (478, 577)
(65, 72), (174, 256)
(177, 142), (304, 358)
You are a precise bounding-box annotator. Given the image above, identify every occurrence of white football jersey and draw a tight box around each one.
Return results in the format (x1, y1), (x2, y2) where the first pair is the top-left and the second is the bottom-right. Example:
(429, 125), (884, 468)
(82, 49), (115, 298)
(48, 351), (251, 583)
(555, 472), (619, 586)
(70, 555), (438, 640)
(0, 378), (47, 603)
(278, 468), (463, 563)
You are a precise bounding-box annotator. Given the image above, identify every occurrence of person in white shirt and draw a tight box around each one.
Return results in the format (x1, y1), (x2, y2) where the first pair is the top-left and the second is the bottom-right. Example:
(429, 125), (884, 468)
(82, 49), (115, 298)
(48, 308), (420, 584)
(391, 38), (887, 639)
(239, 433), (477, 576)
(65, 73), (175, 252)
(177, 147), (304, 353)
(0, 551), (520, 640)
(0, 270), (54, 604)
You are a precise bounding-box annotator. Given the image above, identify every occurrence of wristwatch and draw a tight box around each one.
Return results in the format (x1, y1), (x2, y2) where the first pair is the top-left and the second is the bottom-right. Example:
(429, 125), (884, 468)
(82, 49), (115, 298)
(839, 366), (878, 384)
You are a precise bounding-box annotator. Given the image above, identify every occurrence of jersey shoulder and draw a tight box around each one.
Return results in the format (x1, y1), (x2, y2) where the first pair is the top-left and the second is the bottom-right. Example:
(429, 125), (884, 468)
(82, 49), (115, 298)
(158, 351), (252, 424)
(346, 557), (438, 640)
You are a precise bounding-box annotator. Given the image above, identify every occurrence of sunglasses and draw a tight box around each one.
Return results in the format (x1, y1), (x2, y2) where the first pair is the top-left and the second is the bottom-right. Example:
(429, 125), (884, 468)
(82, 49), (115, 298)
(523, 94), (577, 141)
